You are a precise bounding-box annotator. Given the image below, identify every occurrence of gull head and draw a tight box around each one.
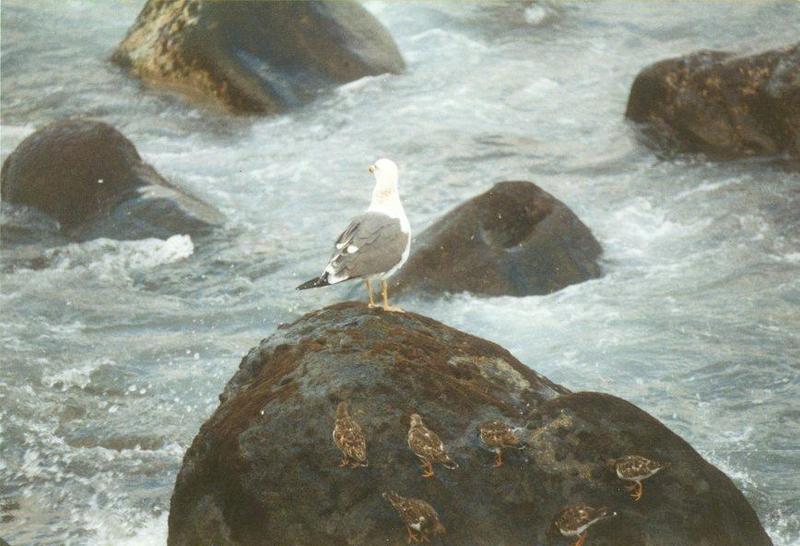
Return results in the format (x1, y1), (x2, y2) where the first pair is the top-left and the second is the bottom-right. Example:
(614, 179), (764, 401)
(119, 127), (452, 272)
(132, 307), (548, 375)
(368, 158), (398, 188)
(367, 158), (405, 216)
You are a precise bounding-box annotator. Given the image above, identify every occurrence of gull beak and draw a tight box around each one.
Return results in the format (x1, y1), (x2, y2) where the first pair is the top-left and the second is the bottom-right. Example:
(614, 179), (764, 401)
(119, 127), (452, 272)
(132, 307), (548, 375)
(368, 164), (376, 174)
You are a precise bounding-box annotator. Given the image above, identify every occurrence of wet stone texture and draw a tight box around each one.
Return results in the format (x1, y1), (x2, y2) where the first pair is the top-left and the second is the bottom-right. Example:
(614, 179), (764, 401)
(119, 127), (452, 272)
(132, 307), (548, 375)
(626, 43), (800, 162)
(112, 0), (406, 114)
(168, 303), (772, 546)
(0, 119), (222, 242)
(391, 181), (603, 299)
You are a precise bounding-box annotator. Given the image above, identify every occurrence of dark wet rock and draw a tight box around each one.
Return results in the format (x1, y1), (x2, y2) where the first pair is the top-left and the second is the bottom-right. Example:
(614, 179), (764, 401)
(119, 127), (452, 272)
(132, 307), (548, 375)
(112, 0), (405, 114)
(391, 181), (602, 298)
(0, 119), (223, 242)
(626, 43), (800, 161)
(168, 302), (771, 546)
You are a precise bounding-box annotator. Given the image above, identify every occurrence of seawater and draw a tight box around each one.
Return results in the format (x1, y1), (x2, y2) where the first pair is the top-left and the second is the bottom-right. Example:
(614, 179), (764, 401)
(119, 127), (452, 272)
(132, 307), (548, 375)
(1, 1), (799, 544)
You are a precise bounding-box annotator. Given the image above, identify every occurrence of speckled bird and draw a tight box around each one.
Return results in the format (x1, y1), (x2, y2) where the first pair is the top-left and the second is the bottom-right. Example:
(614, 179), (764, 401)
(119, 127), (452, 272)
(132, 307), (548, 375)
(407, 413), (458, 478)
(553, 504), (616, 546)
(383, 491), (446, 544)
(332, 401), (367, 468)
(478, 420), (526, 467)
(609, 454), (669, 501)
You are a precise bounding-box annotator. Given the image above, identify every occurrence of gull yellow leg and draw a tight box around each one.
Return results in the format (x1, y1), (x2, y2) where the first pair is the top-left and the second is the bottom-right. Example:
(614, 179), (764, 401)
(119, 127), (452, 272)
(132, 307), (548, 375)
(366, 279), (378, 308)
(381, 279), (404, 312)
(573, 531), (587, 546)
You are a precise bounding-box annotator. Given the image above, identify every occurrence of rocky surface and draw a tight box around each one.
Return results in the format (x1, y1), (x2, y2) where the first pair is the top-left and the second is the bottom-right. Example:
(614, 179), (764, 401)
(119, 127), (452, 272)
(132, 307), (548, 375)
(168, 303), (772, 546)
(626, 42), (800, 161)
(391, 181), (603, 298)
(112, 0), (406, 114)
(0, 119), (223, 242)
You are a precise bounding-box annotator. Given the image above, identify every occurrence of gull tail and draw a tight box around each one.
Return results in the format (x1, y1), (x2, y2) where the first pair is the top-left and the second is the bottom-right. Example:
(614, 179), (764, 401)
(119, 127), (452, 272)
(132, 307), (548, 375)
(297, 274), (330, 290)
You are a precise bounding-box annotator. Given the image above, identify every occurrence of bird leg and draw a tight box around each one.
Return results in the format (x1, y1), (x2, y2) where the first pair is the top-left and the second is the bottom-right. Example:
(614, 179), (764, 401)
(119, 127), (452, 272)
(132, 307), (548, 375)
(339, 456), (349, 468)
(627, 480), (643, 501)
(381, 279), (404, 312)
(494, 448), (504, 468)
(573, 531), (588, 546)
(421, 460), (434, 478)
(366, 280), (378, 308)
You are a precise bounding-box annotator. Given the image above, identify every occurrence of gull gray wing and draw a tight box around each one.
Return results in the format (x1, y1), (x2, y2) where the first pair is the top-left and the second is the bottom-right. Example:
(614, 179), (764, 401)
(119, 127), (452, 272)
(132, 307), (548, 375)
(325, 212), (409, 283)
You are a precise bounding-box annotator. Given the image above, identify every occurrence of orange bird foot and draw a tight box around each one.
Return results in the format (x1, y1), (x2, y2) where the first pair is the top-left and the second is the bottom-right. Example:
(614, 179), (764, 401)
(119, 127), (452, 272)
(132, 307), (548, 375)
(627, 482), (643, 501)
(338, 458), (349, 468)
(573, 531), (588, 546)
(493, 453), (504, 468)
(420, 461), (434, 478)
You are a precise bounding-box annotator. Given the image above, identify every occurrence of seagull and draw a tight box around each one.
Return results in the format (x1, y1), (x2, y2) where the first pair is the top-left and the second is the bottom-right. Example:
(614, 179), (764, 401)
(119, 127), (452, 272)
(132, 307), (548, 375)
(296, 158), (411, 312)
(478, 420), (526, 468)
(608, 455), (669, 501)
(332, 401), (367, 468)
(383, 491), (446, 544)
(407, 413), (458, 478)
(553, 504), (616, 546)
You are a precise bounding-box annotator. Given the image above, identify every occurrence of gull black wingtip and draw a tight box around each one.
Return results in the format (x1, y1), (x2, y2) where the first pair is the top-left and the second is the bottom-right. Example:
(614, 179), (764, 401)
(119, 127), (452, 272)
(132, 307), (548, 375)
(296, 276), (330, 290)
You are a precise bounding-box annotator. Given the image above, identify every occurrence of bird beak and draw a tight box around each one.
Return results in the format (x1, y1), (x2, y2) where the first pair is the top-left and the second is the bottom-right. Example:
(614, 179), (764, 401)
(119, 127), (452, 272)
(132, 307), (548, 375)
(368, 165), (375, 174)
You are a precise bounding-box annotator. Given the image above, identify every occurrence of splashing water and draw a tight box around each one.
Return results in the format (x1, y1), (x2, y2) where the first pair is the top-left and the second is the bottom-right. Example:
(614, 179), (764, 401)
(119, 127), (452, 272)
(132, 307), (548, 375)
(1, 1), (799, 544)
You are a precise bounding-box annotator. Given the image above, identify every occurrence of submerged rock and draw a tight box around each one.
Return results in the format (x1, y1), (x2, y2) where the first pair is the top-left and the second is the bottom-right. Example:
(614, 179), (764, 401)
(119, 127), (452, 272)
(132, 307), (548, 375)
(391, 181), (602, 297)
(168, 303), (771, 546)
(112, 0), (406, 114)
(626, 43), (800, 161)
(0, 119), (223, 242)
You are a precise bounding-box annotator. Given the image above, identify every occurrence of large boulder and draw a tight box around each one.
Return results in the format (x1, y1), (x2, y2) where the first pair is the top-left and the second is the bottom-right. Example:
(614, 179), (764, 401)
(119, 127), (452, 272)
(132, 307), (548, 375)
(626, 43), (800, 161)
(391, 181), (603, 298)
(0, 119), (223, 242)
(111, 0), (406, 114)
(168, 302), (771, 546)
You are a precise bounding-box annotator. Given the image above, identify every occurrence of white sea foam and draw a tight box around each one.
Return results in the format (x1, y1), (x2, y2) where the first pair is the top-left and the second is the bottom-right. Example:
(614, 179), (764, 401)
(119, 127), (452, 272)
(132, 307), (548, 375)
(45, 235), (194, 280)
(2, 1), (799, 545)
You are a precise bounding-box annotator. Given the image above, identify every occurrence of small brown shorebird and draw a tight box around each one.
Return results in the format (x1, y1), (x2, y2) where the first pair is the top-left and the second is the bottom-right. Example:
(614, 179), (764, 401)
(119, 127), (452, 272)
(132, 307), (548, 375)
(609, 454), (669, 501)
(332, 401), (367, 468)
(383, 491), (446, 544)
(478, 420), (526, 467)
(553, 504), (616, 546)
(407, 413), (458, 478)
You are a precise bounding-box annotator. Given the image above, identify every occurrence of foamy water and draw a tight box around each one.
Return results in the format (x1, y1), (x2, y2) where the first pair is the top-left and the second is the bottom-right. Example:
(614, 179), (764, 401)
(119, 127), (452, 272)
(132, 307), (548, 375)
(1, 1), (799, 544)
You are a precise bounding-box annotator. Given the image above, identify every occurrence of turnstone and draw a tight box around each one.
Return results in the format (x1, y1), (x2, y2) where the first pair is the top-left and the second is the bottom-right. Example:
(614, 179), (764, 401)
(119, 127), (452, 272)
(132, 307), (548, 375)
(478, 420), (526, 467)
(609, 454), (669, 501)
(383, 491), (446, 544)
(332, 401), (367, 468)
(407, 413), (458, 478)
(553, 504), (616, 546)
